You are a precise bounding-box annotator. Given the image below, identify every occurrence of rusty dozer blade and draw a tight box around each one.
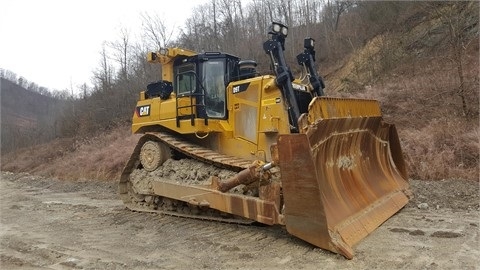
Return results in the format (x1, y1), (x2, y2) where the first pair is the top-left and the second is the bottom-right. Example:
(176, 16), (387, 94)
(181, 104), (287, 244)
(278, 97), (410, 259)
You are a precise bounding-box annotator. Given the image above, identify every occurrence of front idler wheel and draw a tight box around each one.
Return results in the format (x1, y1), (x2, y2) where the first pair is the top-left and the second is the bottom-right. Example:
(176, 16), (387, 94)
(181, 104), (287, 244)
(139, 140), (169, 172)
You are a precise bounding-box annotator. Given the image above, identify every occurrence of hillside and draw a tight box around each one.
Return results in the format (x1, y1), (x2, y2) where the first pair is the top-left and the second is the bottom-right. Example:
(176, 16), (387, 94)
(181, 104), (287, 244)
(322, 3), (479, 181)
(1, 2), (478, 182)
(1, 78), (65, 152)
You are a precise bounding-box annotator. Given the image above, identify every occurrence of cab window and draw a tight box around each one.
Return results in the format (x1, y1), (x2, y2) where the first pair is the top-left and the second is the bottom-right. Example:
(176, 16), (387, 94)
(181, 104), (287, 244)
(203, 60), (226, 118)
(176, 63), (196, 96)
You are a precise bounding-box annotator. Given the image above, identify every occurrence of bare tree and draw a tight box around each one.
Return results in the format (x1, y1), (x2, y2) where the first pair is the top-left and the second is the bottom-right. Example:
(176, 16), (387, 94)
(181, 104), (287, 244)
(0, 69), (18, 84)
(109, 27), (131, 81)
(141, 12), (176, 50)
(93, 42), (114, 92)
(427, 2), (478, 118)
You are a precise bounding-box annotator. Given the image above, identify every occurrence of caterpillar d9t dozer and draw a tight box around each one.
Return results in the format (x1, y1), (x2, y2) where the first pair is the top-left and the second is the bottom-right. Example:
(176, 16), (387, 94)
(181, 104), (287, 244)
(119, 22), (411, 259)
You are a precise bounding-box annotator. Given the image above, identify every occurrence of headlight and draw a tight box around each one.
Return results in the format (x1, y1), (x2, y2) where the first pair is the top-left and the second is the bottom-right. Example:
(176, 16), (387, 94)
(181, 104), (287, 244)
(271, 22), (288, 37)
(272, 23), (281, 33)
(159, 48), (168, 55)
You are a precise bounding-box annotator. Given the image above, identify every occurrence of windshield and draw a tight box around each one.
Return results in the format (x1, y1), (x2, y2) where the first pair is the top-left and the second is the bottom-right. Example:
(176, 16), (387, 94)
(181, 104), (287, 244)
(202, 60), (226, 118)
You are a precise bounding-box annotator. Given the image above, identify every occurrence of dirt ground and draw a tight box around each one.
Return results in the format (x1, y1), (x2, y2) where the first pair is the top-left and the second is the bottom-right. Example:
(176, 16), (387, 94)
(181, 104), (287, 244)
(0, 171), (478, 270)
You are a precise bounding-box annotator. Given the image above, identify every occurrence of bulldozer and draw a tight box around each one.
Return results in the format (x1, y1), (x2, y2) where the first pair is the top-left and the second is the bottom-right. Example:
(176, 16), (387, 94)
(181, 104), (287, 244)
(119, 22), (411, 259)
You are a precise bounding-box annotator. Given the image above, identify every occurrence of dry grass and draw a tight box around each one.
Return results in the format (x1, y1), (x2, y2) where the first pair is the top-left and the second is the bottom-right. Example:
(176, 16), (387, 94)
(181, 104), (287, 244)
(401, 120), (478, 180)
(1, 126), (141, 181)
(332, 43), (479, 181)
(1, 138), (76, 172)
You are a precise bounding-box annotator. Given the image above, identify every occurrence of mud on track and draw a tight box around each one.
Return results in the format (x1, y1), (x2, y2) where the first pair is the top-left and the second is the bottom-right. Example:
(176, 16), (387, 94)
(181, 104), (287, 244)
(0, 172), (478, 269)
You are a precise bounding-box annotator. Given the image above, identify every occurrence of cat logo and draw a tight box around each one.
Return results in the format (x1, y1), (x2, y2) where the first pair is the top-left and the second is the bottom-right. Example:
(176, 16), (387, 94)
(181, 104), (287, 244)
(136, 105), (150, 117)
(232, 82), (250, 94)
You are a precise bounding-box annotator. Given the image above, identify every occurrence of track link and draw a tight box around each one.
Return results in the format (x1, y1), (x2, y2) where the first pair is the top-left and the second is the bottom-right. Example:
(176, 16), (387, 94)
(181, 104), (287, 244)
(153, 132), (252, 170)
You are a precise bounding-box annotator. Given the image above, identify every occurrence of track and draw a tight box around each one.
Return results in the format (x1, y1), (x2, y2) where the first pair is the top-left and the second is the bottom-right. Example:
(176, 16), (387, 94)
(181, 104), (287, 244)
(118, 132), (257, 224)
(1, 172), (478, 269)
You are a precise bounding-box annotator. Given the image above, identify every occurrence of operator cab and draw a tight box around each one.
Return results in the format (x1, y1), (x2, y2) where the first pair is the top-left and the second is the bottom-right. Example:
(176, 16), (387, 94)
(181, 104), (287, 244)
(173, 52), (241, 120)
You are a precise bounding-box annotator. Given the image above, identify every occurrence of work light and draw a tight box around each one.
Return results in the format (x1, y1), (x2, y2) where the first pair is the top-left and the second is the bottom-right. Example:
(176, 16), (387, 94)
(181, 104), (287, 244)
(159, 48), (168, 55)
(304, 38), (315, 49)
(271, 22), (288, 37)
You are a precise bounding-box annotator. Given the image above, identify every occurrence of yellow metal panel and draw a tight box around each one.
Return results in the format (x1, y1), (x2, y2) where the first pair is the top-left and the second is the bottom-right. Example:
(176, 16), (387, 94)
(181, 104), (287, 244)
(147, 48), (197, 82)
(159, 118), (226, 134)
(229, 79), (261, 144)
(131, 98), (160, 133)
(234, 104), (258, 143)
(177, 97), (195, 116)
(235, 82), (259, 103)
(307, 97), (382, 123)
(158, 100), (177, 119)
(214, 79), (264, 160)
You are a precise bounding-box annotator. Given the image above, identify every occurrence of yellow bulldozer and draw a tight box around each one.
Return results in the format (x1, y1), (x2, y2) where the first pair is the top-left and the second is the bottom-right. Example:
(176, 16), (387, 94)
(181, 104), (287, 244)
(119, 22), (411, 259)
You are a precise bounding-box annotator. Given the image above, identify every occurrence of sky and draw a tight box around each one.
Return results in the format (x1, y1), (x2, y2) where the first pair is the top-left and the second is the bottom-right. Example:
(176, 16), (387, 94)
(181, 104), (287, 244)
(0, 0), (209, 92)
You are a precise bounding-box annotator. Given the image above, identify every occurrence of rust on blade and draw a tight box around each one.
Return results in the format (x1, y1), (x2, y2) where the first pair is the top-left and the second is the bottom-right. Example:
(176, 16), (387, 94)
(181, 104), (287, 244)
(278, 116), (410, 259)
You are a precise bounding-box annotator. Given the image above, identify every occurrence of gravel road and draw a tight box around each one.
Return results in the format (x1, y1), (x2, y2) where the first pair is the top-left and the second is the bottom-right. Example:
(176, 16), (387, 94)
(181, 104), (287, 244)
(0, 172), (478, 269)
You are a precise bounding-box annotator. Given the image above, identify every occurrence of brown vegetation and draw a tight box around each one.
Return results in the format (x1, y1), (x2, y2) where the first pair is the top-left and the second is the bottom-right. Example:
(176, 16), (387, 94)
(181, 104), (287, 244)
(1, 1), (478, 181)
(1, 126), (139, 181)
